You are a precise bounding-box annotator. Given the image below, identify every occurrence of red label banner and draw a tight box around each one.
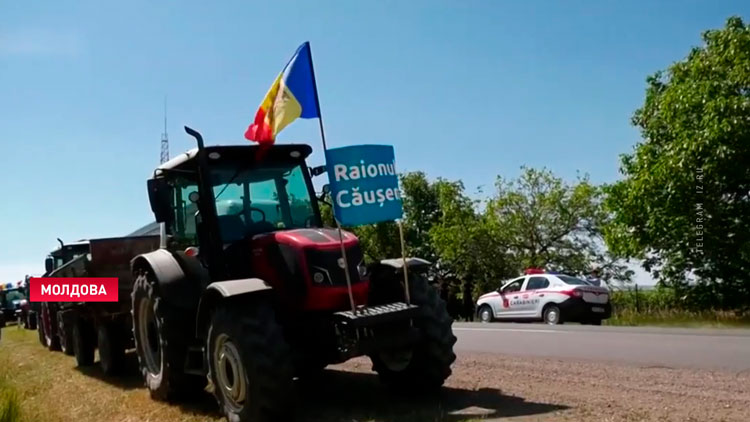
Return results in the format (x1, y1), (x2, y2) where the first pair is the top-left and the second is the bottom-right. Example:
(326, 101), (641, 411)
(29, 278), (118, 302)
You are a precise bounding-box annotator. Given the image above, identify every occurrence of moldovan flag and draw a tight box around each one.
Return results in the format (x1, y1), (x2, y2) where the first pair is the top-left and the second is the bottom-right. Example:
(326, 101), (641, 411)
(245, 42), (320, 145)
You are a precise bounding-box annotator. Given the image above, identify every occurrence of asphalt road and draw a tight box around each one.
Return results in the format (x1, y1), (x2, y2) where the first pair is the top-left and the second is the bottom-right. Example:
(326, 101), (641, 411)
(452, 322), (750, 372)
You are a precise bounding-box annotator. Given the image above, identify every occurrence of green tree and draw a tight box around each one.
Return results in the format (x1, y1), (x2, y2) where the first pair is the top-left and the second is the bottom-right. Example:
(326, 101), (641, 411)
(486, 167), (631, 285)
(605, 17), (750, 308)
(430, 179), (515, 297)
(320, 172), (443, 263)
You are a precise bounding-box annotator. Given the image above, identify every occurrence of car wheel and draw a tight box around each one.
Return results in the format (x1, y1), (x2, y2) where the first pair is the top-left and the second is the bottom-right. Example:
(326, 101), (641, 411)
(543, 305), (563, 325)
(478, 305), (494, 323)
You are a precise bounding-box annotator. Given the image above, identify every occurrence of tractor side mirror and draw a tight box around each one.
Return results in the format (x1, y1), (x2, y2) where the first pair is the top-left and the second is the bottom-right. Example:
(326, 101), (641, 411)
(147, 178), (173, 224)
(318, 184), (331, 205)
(44, 257), (54, 273)
(309, 165), (326, 177)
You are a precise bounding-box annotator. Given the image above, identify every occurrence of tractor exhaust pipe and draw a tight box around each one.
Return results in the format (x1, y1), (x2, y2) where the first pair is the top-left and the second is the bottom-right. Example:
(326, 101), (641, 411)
(184, 126), (205, 150)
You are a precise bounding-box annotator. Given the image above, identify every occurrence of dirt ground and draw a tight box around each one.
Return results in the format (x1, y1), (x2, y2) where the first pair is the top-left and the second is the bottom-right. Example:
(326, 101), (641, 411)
(1, 327), (748, 421)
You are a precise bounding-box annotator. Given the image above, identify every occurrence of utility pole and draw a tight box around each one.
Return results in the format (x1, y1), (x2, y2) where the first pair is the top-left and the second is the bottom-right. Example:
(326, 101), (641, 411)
(160, 96), (169, 164)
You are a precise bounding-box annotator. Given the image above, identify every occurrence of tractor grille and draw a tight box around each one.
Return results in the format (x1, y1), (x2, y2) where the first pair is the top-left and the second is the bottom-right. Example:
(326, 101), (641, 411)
(305, 245), (364, 287)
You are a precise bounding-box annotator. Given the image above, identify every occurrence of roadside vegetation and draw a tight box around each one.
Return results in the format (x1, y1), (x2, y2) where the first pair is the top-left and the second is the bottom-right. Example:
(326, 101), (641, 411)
(609, 288), (750, 327)
(321, 17), (750, 326)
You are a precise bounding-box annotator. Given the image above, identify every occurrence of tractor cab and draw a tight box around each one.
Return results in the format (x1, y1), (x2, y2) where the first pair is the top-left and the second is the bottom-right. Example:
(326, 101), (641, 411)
(147, 134), (369, 311)
(152, 143), (321, 247)
(44, 240), (90, 275)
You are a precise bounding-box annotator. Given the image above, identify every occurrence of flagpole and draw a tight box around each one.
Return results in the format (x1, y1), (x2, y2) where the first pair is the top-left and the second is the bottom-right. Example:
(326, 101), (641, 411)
(306, 42), (356, 314)
(305, 41), (328, 153)
(398, 220), (412, 305)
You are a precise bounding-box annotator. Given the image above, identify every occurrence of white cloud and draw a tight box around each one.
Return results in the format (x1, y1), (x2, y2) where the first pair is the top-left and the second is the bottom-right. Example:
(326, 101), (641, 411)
(0, 27), (84, 56)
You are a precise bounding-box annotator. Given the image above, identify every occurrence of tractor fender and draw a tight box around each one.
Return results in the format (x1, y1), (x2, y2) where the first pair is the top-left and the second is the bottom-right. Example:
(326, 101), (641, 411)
(195, 278), (272, 340)
(130, 249), (202, 310)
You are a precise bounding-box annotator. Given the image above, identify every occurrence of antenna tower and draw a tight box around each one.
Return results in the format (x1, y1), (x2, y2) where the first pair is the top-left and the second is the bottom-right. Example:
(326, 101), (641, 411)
(160, 97), (169, 164)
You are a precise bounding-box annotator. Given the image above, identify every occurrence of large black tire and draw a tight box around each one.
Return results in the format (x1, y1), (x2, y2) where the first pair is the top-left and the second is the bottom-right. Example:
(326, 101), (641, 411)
(37, 313), (46, 346)
(42, 303), (61, 351)
(25, 311), (38, 330)
(58, 311), (76, 356)
(369, 273), (457, 392)
(98, 321), (127, 375)
(132, 271), (202, 401)
(73, 319), (96, 367)
(207, 303), (294, 422)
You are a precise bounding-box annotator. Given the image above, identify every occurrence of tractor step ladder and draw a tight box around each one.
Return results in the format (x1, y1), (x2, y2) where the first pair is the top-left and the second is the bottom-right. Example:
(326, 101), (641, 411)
(334, 302), (420, 328)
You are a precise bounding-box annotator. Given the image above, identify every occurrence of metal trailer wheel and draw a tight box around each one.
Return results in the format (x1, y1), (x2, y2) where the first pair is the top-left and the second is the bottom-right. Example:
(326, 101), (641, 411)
(58, 311), (75, 356)
(73, 319), (96, 367)
(98, 322), (126, 375)
(42, 303), (61, 351)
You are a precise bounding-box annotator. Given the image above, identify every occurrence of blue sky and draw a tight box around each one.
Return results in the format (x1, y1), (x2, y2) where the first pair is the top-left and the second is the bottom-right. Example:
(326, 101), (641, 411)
(1, 0), (747, 283)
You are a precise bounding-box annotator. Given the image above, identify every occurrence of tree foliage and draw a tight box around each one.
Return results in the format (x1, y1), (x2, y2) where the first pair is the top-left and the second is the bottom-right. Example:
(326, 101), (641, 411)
(323, 167), (631, 303)
(605, 17), (750, 308)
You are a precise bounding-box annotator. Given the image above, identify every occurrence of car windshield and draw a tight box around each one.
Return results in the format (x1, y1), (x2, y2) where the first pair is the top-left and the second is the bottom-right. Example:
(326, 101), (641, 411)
(557, 275), (591, 285)
(171, 163), (317, 243)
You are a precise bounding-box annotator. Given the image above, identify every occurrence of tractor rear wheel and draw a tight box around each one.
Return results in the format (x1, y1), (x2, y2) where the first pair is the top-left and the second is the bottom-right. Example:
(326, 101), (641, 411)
(369, 272), (457, 392)
(98, 321), (126, 375)
(73, 319), (96, 367)
(132, 271), (202, 401)
(207, 303), (294, 422)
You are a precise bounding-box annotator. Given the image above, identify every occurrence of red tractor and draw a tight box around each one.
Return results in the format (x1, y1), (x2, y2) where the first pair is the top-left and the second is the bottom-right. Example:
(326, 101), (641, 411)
(129, 127), (456, 421)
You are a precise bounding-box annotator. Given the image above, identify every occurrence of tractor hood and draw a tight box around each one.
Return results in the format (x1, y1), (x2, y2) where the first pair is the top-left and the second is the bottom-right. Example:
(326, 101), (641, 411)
(270, 228), (358, 249)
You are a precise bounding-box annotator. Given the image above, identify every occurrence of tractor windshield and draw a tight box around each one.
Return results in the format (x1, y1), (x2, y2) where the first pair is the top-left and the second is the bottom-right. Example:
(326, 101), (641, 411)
(171, 162), (318, 244)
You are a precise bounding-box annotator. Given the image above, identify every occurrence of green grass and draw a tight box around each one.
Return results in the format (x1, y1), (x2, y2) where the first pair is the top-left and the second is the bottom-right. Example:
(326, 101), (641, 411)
(606, 308), (750, 328)
(0, 376), (21, 422)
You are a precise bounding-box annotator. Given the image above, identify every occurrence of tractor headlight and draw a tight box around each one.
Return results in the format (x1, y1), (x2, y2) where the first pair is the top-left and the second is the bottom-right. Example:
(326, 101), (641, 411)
(357, 262), (368, 279)
(313, 272), (326, 284)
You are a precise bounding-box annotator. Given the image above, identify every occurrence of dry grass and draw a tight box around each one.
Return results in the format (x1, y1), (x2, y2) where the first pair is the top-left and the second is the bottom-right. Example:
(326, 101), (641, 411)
(0, 327), (508, 422)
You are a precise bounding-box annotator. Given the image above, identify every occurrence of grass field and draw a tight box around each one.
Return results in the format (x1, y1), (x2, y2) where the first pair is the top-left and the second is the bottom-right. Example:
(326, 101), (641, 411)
(0, 326), (492, 422)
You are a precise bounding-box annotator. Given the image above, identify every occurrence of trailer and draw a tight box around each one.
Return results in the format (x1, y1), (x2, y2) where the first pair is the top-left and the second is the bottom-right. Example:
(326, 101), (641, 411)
(37, 235), (159, 373)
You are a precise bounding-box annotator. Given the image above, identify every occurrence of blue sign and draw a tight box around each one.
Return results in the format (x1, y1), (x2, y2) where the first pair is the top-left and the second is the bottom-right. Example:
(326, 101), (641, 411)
(325, 145), (403, 226)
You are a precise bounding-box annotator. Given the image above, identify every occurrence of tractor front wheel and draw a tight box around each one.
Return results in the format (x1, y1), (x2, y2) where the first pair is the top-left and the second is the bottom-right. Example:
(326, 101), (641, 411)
(207, 302), (294, 422)
(370, 273), (457, 392)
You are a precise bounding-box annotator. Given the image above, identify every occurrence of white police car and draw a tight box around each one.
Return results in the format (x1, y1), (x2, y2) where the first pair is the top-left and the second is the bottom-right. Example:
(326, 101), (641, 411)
(476, 269), (611, 325)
